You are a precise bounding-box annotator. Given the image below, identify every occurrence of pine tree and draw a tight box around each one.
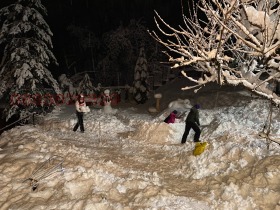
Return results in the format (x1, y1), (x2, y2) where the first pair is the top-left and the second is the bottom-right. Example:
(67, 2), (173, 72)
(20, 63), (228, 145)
(132, 46), (149, 104)
(0, 0), (61, 120)
(78, 73), (94, 95)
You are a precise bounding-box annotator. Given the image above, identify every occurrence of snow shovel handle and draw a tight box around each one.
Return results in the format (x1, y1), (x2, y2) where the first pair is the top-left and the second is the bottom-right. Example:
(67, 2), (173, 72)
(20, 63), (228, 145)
(199, 124), (209, 128)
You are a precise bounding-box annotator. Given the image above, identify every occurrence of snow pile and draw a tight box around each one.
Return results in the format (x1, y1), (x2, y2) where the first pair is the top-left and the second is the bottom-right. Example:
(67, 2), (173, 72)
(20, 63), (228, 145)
(0, 95), (280, 210)
(132, 122), (175, 144)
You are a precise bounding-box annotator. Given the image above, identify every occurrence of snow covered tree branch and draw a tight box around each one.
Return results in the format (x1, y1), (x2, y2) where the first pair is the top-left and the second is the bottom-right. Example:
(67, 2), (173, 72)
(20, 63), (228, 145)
(149, 0), (280, 105)
(0, 0), (61, 120)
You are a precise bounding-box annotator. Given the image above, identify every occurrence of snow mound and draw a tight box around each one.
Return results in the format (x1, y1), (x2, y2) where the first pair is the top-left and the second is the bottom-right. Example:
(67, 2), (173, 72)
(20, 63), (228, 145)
(132, 122), (175, 144)
(168, 98), (192, 110)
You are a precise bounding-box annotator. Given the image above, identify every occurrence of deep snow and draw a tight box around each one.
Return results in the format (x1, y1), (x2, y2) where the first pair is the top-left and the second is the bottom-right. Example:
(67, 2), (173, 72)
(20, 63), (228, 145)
(0, 80), (280, 210)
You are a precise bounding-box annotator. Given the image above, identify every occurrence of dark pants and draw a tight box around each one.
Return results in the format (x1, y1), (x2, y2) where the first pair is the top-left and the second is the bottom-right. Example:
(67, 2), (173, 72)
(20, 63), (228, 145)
(181, 122), (201, 143)
(73, 112), (84, 132)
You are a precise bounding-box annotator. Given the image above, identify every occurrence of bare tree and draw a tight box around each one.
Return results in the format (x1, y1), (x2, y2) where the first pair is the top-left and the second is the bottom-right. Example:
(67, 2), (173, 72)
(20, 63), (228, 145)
(149, 0), (280, 104)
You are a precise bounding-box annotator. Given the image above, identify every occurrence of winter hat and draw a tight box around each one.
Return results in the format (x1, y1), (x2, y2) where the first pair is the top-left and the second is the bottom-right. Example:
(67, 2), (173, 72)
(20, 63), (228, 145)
(104, 89), (110, 95)
(194, 104), (200, 109)
(78, 94), (84, 100)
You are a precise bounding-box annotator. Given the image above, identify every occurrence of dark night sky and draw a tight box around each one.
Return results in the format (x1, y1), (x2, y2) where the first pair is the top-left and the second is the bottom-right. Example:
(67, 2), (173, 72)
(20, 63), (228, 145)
(46, 0), (184, 74)
(45, 0), (183, 31)
(0, 0), (185, 77)
(0, 0), (184, 44)
(43, 0), (184, 49)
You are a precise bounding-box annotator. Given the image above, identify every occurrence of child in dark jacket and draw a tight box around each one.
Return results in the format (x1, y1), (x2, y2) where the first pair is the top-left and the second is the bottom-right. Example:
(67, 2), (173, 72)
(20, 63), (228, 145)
(181, 104), (201, 143)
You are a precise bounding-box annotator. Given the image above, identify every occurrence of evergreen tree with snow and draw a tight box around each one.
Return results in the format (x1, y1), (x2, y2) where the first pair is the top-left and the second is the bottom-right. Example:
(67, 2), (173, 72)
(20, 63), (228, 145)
(78, 73), (94, 95)
(0, 0), (61, 120)
(58, 74), (75, 104)
(132, 46), (149, 104)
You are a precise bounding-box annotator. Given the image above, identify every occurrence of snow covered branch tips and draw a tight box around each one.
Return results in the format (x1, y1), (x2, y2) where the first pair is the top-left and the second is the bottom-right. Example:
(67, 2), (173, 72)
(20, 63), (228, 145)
(0, 0), (61, 120)
(149, 0), (280, 105)
(133, 46), (149, 104)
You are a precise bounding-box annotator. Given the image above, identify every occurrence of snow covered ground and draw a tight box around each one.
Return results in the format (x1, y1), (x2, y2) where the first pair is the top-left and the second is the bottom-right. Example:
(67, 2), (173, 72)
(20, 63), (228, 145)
(0, 81), (280, 210)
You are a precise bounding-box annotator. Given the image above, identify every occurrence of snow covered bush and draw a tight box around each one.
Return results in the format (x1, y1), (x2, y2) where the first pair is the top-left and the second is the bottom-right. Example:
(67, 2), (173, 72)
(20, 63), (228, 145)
(149, 0), (280, 105)
(0, 0), (61, 120)
(132, 46), (149, 104)
(78, 73), (94, 95)
(58, 74), (76, 104)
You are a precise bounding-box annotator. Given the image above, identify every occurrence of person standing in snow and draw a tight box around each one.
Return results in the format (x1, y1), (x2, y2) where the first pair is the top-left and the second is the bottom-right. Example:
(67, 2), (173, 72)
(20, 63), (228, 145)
(73, 94), (86, 133)
(164, 110), (178, 124)
(181, 104), (201, 143)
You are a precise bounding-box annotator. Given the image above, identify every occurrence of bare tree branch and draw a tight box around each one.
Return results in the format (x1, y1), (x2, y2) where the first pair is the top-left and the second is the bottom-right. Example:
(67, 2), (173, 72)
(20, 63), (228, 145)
(149, 0), (280, 104)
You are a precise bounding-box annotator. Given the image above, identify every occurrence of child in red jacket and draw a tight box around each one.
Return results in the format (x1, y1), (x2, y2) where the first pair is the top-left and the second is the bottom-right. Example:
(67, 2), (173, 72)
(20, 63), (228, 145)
(164, 110), (178, 124)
